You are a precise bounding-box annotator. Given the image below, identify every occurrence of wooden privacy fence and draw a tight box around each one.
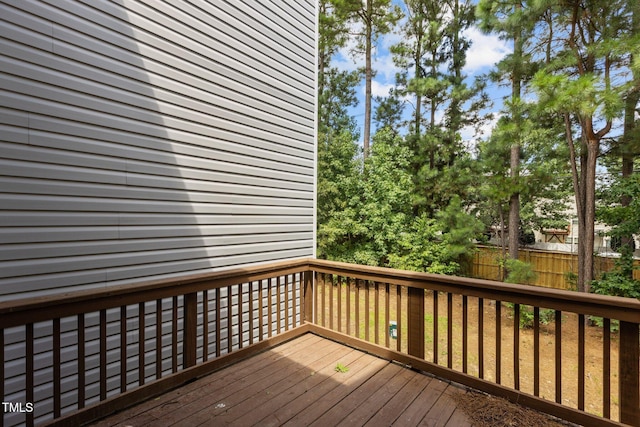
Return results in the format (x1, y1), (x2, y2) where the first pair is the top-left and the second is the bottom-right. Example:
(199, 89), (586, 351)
(1, 258), (639, 427)
(471, 246), (640, 289)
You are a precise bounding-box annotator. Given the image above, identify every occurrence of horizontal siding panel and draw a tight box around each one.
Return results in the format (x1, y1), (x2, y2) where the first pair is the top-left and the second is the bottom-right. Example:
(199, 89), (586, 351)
(0, 48), (313, 144)
(0, 22), (312, 131)
(0, 240), (312, 279)
(0, 161), (313, 198)
(9, 0), (314, 114)
(0, 73), (313, 154)
(0, 92), (315, 165)
(0, 108), (314, 174)
(1, 225), (312, 246)
(1, 233), (313, 260)
(0, 213), (312, 227)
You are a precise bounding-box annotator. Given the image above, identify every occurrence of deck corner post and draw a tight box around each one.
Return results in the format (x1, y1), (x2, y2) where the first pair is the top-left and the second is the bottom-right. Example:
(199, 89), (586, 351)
(619, 320), (640, 426)
(183, 292), (198, 369)
(303, 270), (314, 323)
(408, 287), (425, 359)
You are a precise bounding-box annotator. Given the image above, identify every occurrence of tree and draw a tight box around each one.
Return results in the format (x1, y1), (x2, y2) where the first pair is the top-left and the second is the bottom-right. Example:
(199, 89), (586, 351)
(532, 0), (634, 292)
(477, 0), (533, 262)
(393, 0), (489, 217)
(342, 0), (401, 159)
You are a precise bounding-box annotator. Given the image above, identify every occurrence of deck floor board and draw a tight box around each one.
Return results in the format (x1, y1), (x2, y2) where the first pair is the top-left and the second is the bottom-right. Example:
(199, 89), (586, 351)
(92, 334), (471, 427)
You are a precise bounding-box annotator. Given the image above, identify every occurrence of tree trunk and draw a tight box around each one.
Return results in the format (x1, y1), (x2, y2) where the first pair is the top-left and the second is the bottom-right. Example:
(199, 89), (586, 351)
(508, 2), (522, 262)
(363, 8), (372, 160)
(508, 145), (520, 260)
(580, 139), (598, 293)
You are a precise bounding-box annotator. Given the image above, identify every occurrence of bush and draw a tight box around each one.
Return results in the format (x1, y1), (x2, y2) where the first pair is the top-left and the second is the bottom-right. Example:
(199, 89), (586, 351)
(503, 259), (537, 285)
(506, 303), (555, 329)
(591, 272), (640, 299)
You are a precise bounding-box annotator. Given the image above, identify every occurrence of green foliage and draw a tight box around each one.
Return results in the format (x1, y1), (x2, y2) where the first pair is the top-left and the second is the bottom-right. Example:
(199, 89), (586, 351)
(503, 259), (537, 285)
(591, 272), (640, 299)
(598, 174), (640, 259)
(564, 271), (578, 292)
(506, 304), (555, 329)
(334, 362), (350, 373)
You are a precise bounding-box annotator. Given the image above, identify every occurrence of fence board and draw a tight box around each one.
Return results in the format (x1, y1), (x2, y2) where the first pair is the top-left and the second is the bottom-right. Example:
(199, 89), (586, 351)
(470, 246), (640, 290)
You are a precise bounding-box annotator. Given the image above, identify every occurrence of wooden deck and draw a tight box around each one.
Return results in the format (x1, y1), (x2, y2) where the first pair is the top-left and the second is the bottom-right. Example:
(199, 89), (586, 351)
(91, 334), (472, 427)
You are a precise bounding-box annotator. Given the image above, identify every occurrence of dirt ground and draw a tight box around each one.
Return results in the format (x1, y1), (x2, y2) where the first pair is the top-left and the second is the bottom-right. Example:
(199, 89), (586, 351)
(317, 282), (620, 422)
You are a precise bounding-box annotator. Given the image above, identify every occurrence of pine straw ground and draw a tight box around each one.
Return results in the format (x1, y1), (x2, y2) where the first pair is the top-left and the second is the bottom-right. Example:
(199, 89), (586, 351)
(452, 389), (575, 427)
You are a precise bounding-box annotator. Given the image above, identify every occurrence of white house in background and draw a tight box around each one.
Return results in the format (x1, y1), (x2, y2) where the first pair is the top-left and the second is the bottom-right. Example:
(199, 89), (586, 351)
(530, 213), (640, 258)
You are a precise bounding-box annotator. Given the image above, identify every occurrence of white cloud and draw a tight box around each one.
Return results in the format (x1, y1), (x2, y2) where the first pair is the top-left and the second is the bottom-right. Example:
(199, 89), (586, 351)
(370, 79), (395, 98)
(461, 113), (502, 155)
(463, 27), (512, 74)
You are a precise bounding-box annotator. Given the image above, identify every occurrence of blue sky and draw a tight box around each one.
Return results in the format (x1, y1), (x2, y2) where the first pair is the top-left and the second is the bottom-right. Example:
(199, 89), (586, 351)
(331, 7), (513, 151)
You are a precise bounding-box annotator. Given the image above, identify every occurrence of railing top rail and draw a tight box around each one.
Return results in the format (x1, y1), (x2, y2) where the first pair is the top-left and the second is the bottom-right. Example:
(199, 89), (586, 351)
(0, 258), (311, 328)
(309, 259), (640, 323)
(2, 257), (638, 326)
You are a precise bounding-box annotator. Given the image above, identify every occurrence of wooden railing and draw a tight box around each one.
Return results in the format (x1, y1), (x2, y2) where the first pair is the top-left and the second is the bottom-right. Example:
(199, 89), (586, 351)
(308, 259), (640, 427)
(0, 260), (313, 427)
(1, 258), (638, 427)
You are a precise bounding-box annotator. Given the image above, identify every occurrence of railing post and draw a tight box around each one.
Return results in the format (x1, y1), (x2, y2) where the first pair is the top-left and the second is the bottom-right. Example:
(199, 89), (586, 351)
(303, 270), (313, 323)
(183, 292), (198, 369)
(408, 287), (424, 359)
(619, 320), (640, 426)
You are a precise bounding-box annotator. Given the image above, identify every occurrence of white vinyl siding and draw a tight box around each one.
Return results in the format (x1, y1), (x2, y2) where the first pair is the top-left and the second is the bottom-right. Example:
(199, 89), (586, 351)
(0, 0), (317, 299)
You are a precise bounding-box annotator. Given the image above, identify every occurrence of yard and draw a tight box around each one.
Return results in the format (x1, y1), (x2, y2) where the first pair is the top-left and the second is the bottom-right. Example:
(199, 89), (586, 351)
(317, 280), (620, 421)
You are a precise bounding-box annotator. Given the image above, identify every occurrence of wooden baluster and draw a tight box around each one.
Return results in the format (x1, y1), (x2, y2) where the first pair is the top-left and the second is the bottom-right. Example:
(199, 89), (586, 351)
(156, 299), (162, 378)
(462, 295), (468, 373)
(578, 314), (585, 411)
(534, 307), (540, 397)
(1, 327), (4, 426)
(346, 277), (351, 336)
(171, 296), (178, 372)
(365, 281), (370, 342)
(619, 321), (640, 426)
(496, 301), (501, 384)
(408, 287), (425, 359)
(184, 292), (197, 368)
(479, 298), (484, 379)
(292, 275), (298, 328)
(258, 282), (263, 342)
(312, 271), (319, 325)
(603, 318), (610, 419)
(276, 277), (281, 335)
(555, 310), (562, 404)
(396, 285), (402, 352)
(139, 303), (146, 383)
(338, 276), (343, 333)
(447, 293), (453, 368)
(375, 282), (380, 345)
(26, 323), (34, 426)
(120, 307), (127, 393)
(355, 279), (361, 339)
(203, 290), (209, 360)
(329, 275), (334, 331)
(248, 283), (254, 344)
(514, 304), (520, 390)
(101, 309), (107, 398)
(434, 291), (439, 364)
(78, 314), (85, 409)
(228, 285), (234, 351)
(238, 285), (244, 349)
(285, 275), (290, 331)
(385, 284), (390, 349)
(53, 318), (61, 418)
(321, 274), (326, 328)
